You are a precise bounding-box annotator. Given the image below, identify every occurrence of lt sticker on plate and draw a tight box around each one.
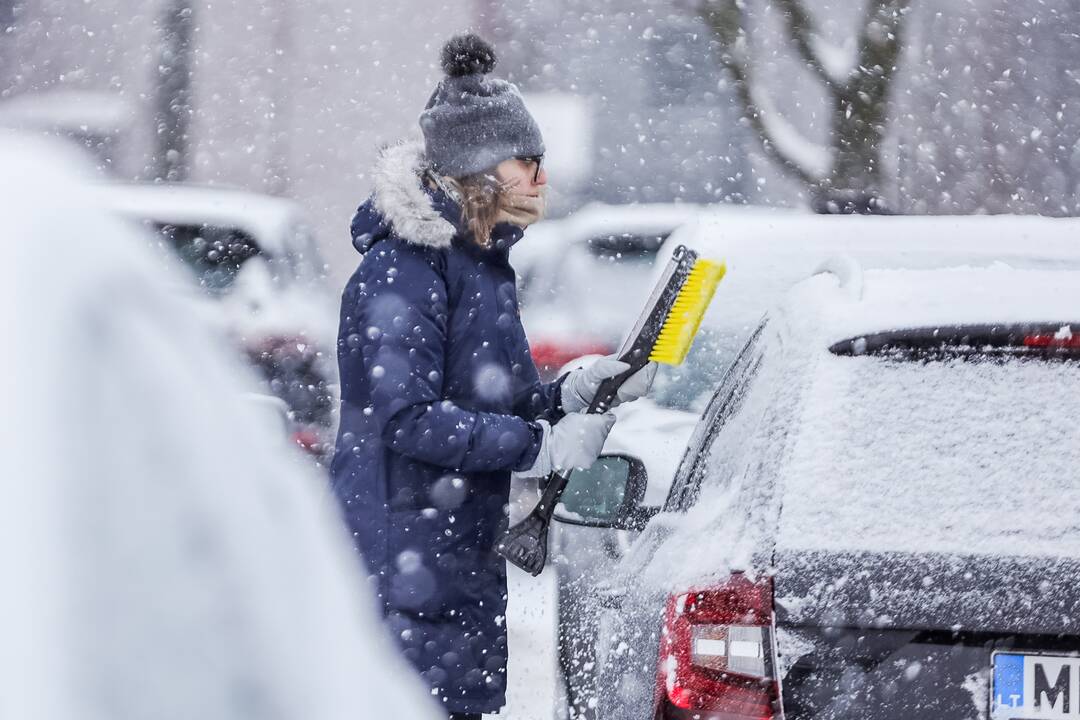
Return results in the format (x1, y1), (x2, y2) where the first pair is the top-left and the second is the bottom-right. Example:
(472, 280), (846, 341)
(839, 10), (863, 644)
(992, 652), (1080, 719)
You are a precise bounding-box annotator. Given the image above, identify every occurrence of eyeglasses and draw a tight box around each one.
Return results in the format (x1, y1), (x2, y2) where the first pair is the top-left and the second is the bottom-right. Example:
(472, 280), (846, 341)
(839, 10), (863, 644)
(516, 155), (544, 183)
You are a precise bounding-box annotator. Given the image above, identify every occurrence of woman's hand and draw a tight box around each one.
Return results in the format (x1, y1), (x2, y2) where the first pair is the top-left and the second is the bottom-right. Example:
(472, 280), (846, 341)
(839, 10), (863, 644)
(561, 355), (658, 414)
(522, 413), (617, 477)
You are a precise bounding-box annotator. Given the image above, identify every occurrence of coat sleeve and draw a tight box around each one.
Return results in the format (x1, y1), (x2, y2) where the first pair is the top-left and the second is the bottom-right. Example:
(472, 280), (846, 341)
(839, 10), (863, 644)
(356, 245), (541, 473)
(513, 375), (566, 423)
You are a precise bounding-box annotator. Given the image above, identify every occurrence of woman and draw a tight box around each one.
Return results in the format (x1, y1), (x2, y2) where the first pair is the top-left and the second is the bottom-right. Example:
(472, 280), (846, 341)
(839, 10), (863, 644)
(331, 34), (655, 719)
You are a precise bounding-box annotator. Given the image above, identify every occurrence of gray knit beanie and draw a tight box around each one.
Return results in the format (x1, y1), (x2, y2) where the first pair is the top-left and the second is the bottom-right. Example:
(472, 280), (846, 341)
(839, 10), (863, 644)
(419, 34), (545, 178)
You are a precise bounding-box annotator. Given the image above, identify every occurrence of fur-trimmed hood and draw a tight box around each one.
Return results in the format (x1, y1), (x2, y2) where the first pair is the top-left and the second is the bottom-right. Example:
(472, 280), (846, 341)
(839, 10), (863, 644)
(351, 141), (457, 254)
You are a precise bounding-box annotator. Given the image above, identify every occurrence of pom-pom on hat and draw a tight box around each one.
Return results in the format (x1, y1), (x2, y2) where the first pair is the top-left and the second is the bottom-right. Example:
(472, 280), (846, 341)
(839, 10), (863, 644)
(419, 33), (545, 178)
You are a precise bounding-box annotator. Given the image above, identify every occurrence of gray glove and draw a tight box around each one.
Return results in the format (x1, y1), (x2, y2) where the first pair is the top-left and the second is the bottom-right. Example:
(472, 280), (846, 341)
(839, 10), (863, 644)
(561, 355), (659, 414)
(522, 412), (617, 477)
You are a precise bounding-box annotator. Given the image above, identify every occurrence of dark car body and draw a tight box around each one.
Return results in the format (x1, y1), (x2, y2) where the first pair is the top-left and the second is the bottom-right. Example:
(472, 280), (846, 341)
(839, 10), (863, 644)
(563, 265), (1080, 720)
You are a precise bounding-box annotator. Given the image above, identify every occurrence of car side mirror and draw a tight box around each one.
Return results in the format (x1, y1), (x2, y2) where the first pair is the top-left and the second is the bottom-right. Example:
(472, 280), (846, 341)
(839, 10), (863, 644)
(553, 454), (659, 531)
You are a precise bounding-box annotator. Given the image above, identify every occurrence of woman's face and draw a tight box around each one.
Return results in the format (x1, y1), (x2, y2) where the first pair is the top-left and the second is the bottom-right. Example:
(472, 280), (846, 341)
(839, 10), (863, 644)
(494, 157), (547, 196)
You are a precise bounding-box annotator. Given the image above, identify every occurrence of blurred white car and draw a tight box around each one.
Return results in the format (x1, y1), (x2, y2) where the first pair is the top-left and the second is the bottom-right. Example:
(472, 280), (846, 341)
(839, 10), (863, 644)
(515, 203), (707, 379)
(1, 132), (441, 720)
(95, 182), (338, 460)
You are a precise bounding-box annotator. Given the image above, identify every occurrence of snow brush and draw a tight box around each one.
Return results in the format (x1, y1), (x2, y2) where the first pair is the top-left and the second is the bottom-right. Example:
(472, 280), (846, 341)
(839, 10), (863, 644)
(496, 245), (726, 576)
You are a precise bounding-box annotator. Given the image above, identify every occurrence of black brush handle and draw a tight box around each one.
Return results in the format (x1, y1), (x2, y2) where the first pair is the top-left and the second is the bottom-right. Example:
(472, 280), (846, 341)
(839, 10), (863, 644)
(584, 362), (642, 414)
(498, 361), (646, 575)
(531, 363), (641, 520)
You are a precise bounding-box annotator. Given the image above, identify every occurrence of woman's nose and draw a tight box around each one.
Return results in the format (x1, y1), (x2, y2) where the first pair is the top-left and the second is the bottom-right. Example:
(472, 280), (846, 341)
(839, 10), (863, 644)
(534, 166), (548, 187)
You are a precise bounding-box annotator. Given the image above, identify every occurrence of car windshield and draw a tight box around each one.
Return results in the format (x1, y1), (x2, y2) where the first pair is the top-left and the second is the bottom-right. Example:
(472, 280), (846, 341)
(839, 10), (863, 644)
(775, 323), (1080, 559)
(585, 232), (667, 261)
(152, 222), (261, 293)
(650, 325), (750, 412)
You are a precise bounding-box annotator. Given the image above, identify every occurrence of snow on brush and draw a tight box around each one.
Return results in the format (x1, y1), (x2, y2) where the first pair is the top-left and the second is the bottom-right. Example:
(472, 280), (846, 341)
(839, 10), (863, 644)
(1, 132), (441, 720)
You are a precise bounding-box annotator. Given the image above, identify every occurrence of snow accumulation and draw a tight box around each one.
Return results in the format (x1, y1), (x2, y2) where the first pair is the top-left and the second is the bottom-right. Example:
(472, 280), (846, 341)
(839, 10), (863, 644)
(780, 264), (1080, 344)
(776, 267), (1080, 558)
(92, 182), (307, 259)
(808, 34), (855, 86)
(0, 89), (135, 136)
(640, 265), (1080, 591)
(91, 181), (338, 347)
(604, 399), (697, 507)
(747, 84), (832, 179)
(641, 318), (791, 591)
(1, 132), (440, 720)
(662, 211), (1080, 367)
(778, 345), (1080, 557)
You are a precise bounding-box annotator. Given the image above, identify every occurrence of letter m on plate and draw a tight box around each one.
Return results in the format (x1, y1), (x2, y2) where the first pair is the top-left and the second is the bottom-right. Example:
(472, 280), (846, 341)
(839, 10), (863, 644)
(1030, 658), (1074, 717)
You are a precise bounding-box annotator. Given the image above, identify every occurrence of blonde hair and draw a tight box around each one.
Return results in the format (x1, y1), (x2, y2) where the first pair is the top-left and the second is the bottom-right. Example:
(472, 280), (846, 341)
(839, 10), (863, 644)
(443, 173), (513, 249)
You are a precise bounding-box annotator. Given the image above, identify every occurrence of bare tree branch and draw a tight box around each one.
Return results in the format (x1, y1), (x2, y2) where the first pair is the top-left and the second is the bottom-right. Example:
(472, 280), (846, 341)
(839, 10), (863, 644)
(852, 0), (911, 96)
(700, 0), (824, 187)
(774, 0), (844, 90)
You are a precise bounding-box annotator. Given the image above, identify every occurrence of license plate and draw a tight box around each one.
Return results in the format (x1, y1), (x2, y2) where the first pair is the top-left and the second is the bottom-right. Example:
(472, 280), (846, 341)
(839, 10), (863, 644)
(992, 651), (1080, 719)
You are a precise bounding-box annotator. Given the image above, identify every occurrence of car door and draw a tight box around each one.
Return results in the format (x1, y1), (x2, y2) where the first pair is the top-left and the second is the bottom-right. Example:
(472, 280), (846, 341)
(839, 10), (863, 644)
(590, 321), (773, 720)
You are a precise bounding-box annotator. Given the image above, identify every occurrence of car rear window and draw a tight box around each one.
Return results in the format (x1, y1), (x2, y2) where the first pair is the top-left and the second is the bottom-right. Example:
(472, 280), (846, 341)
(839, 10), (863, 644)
(586, 232), (668, 261)
(152, 222), (261, 293)
(775, 324), (1080, 559)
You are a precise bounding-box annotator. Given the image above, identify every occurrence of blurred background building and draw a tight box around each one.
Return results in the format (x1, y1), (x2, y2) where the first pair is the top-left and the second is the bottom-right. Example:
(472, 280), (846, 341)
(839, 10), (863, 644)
(2, 0), (1080, 285)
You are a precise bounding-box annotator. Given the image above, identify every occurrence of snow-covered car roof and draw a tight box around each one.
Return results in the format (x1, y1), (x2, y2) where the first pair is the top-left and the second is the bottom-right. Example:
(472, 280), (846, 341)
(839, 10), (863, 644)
(0, 89), (134, 136)
(512, 202), (710, 272)
(793, 263), (1080, 345)
(562, 201), (707, 236)
(658, 212), (1080, 359)
(771, 265), (1080, 562)
(668, 211), (1080, 278)
(645, 263), (1080, 591)
(93, 182), (308, 257)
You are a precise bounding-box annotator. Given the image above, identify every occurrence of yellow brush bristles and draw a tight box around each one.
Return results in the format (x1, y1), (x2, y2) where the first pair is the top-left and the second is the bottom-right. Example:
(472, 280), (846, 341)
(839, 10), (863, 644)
(648, 259), (727, 366)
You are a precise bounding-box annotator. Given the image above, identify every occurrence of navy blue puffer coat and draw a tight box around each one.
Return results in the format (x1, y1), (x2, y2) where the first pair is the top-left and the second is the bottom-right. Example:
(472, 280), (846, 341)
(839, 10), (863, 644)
(330, 141), (563, 714)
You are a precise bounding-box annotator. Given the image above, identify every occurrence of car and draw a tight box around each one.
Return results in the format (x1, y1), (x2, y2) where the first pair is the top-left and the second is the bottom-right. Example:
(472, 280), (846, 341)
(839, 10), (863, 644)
(548, 212), (1080, 719)
(2, 130), (442, 719)
(551, 394), (698, 719)
(94, 182), (338, 460)
(515, 203), (708, 379)
(553, 260), (1080, 720)
(654, 211), (1080, 373)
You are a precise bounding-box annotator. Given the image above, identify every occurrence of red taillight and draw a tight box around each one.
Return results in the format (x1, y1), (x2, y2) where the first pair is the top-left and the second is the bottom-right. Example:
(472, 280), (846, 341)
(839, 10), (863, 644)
(291, 428), (323, 455)
(658, 574), (780, 720)
(530, 339), (615, 378)
(1024, 332), (1080, 348)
